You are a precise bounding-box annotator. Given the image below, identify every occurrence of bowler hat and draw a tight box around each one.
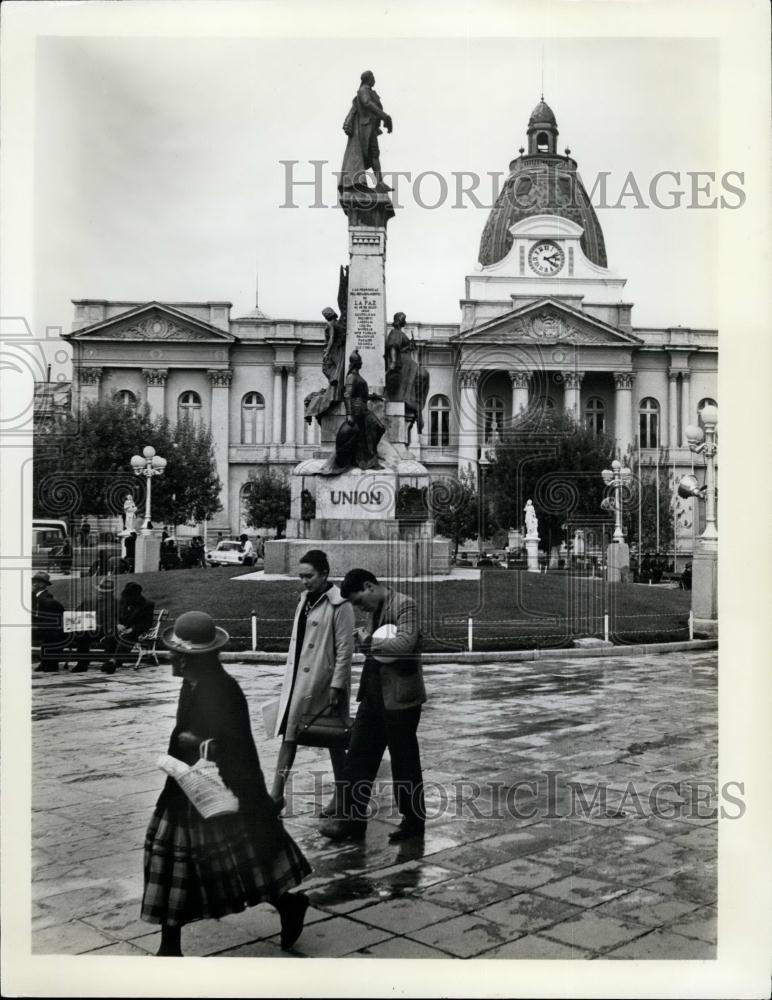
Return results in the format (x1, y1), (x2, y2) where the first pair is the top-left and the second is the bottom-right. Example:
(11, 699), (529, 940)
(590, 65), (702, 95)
(371, 623), (398, 663)
(97, 576), (116, 593)
(162, 611), (229, 653)
(32, 571), (51, 586)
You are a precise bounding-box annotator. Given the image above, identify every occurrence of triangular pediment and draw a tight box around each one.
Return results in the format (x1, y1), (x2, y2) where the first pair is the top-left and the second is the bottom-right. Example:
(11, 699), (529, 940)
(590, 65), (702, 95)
(452, 299), (642, 347)
(66, 302), (235, 342)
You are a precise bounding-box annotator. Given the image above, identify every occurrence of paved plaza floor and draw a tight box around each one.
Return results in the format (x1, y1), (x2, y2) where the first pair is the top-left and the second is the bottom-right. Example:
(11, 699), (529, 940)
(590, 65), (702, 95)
(31, 648), (717, 959)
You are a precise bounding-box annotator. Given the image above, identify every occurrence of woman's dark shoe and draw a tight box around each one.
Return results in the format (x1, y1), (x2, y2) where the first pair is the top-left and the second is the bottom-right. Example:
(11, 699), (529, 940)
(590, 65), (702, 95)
(388, 821), (425, 843)
(279, 891), (309, 951)
(319, 819), (366, 842)
(318, 794), (338, 819)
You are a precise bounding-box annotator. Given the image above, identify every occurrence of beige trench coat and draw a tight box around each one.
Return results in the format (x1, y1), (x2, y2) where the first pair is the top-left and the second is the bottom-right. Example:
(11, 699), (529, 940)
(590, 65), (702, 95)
(277, 585), (355, 742)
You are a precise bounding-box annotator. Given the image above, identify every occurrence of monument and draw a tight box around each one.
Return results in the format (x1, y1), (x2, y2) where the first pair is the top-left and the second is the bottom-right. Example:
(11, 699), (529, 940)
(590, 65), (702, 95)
(524, 499), (540, 573)
(265, 71), (451, 577)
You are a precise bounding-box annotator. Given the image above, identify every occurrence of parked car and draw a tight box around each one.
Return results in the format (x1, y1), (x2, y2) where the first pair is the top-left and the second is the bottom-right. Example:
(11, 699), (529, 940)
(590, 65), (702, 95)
(32, 519), (69, 570)
(206, 539), (248, 567)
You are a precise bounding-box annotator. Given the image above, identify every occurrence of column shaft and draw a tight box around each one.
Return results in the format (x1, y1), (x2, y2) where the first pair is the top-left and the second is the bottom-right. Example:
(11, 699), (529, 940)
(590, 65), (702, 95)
(142, 368), (168, 419)
(272, 365), (283, 444)
(285, 365), (297, 444)
(562, 371), (584, 418)
(613, 372), (635, 459)
(667, 371), (679, 448)
(679, 371), (691, 447)
(208, 369), (232, 531)
(457, 370), (480, 477)
(509, 372), (530, 417)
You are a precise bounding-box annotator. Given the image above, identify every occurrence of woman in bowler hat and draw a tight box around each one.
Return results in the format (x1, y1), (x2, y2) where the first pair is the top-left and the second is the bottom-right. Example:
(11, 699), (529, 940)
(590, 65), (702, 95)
(140, 611), (311, 956)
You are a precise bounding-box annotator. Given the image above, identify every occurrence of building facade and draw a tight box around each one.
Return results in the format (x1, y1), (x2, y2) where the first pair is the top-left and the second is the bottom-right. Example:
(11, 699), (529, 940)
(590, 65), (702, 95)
(61, 101), (717, 557)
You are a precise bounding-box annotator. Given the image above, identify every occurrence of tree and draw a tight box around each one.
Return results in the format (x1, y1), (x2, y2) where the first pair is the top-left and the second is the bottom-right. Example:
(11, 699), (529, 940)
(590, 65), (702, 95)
(243, 469), (291, 535)
(485, 408), (617, 552)
(631, 448), (675, 553)
(151, 417), (223, 525)
(427, 471), (479, 559)
(33, 398), (222, 525)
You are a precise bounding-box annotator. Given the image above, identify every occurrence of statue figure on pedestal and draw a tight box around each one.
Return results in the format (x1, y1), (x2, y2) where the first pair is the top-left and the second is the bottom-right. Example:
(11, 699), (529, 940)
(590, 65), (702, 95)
(123, 493), (138, 533)
(385, 312), (430, 436)
(320, 306), (347, 400)
(340, 70), (393, 194)
(524, 499), (539, 538)
(304, 267), (349, 424)
(319, 351), (384, 476)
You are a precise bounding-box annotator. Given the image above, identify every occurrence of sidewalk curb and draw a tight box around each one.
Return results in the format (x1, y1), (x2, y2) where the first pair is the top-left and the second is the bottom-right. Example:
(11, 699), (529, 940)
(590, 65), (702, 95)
(216, 638), (717, 666)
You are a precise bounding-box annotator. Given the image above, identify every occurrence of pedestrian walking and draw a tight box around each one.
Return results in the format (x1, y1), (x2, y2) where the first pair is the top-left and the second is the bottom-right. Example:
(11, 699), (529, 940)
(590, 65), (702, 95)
(320, 568), (426, 843)
(190, 535), (207, 568)
(271, 550), (354, 813)
(78, 517), (90, 547)
(31, 571), (65, 673)
(141, 611), (311, 957)
(239, 533), (255, 567)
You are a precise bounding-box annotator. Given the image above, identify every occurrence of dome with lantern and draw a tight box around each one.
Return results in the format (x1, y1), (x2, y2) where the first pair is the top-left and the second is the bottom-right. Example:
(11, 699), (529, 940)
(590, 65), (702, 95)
(478, 98), (607, 269)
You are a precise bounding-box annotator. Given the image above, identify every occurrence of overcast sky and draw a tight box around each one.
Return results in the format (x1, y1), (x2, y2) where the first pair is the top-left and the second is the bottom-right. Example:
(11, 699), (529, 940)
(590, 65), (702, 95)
(35, 35), (722, 377)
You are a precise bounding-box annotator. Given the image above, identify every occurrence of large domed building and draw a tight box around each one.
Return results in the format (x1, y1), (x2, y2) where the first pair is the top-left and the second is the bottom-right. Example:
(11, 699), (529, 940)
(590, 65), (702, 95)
(59, 100), (717, 564)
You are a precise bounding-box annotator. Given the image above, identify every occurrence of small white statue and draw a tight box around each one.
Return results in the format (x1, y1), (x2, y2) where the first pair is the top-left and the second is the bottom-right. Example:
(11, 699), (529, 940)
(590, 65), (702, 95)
(123, 493), (138, 532)
(524, 499), (539, 538)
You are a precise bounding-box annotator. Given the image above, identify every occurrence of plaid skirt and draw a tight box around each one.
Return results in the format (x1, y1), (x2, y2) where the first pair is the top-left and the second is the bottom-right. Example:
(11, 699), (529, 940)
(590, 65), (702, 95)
(141, 801), (311, 927)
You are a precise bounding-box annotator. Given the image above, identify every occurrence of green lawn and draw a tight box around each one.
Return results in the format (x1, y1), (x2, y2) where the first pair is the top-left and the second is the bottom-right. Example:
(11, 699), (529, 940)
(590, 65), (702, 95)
(50, 567), (692, 653)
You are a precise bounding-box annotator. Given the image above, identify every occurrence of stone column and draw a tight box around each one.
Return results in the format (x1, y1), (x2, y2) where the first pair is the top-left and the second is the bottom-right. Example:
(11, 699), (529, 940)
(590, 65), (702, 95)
(142, 368), (168, 419)
(509, 371), (530, 417)
(76, 367), (102, 410)
(613, 371), (635, 459)
(271, 364), (284, 443)
(562, 370), (585, 418)
(457, 369), (481, 478)
(285, 363), (297, 445)
(208, 369), (233, 531)
(667, 369), (679, 448)
(347, 225), (388, 393)
(679, 370), (691, 447)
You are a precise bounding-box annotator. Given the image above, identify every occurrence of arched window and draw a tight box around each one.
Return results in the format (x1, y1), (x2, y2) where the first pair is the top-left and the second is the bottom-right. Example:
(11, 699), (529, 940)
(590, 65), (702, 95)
(114, 389), (137, 410)
(585, 397), (605, 435)
(178, 390), (202, 425)
(639, 397), (659, 449)
(484, 396), (505, 443)
(429, 394), (450, 447)
(536, 131), (549, 153)
(241, 392), (265, 444)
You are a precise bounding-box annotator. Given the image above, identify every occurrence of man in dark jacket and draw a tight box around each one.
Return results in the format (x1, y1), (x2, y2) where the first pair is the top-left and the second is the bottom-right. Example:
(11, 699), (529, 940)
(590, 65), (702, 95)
(32, 571), (65, 672)
(118, 582), (155, 642)
(321, 568), (426, 843)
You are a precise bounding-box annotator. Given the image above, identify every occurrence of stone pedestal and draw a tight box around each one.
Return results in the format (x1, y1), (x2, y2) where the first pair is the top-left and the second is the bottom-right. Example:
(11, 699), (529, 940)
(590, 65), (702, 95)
(508, 529), (522, 551)
(134, 530), (162, 574)
(606, 540), (630, 583)
(692, 543), (717, 634)
(525, 536), (540, 572)
(347, 225), (388, 392)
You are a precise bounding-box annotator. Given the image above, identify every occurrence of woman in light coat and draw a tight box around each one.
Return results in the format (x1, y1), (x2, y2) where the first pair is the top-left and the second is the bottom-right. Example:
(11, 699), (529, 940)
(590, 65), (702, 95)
(271, 550), (354, 811)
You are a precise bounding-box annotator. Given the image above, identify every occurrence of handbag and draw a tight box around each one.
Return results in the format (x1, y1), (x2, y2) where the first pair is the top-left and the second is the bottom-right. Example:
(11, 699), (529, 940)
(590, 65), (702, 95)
(157, 739), (240, 819)
(296, 706), (353, 749)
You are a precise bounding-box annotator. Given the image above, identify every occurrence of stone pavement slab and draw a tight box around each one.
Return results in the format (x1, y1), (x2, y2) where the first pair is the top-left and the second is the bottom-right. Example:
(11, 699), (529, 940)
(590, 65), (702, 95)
(31, 648), (718, 959)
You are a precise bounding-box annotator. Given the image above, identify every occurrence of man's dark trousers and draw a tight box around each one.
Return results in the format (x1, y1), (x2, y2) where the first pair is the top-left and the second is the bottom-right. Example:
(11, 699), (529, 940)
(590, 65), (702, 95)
(342, 696), (425, 827)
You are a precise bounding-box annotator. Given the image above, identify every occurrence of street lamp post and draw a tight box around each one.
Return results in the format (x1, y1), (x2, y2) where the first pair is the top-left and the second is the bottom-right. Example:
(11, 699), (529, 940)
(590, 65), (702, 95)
(600, 459), (633, 583)
(129, 446), (167, 574)
(601, 459), (632, 541)
(130, 445), (167, 531)
(679, 404), (718, 633)
(478, 452), (490, 559)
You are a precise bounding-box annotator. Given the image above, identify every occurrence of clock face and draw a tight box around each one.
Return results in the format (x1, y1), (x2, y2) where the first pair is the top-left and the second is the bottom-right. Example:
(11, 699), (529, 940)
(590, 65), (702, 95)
(528, 240), (565, 276)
